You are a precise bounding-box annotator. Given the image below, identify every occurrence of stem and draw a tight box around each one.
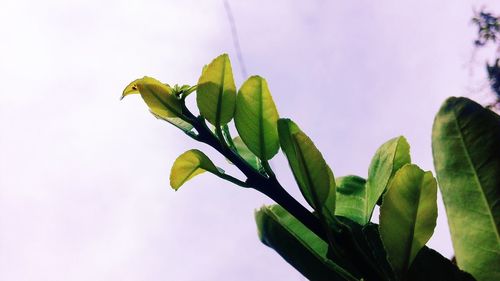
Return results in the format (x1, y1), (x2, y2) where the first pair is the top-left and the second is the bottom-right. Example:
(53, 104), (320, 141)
(179, 104), (382, 280)
(256, 180), (326, 239)
(217, 173), (251, 188)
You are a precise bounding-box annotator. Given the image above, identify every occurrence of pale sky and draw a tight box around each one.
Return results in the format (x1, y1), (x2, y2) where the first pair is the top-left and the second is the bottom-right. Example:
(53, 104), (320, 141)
(1, 1), (499, 280)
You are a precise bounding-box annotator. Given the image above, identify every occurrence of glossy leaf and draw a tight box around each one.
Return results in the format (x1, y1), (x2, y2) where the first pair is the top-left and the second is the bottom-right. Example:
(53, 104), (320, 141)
(170, 149), (219, 190)
(233, 136), (262, 171)
(278, 119), (331, 213)
(122, 76), (183, 118)
(364, 136), (411, 224)
(255, 204), (360, 281)
(432, 97), (500, 281)
(196, 54), (236, 127)
(335, 175), (367, 225)
(379, 164), (437, 278)
(234, 76), (279, 160)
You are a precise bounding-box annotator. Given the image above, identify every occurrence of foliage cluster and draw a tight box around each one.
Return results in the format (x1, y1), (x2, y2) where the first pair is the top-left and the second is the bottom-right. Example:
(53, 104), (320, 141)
(123, 54), (499, 281)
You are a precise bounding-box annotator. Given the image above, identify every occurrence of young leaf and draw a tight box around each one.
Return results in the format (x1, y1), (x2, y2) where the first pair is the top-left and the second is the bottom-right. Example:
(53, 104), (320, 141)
(255, 204), (361, 281)
(170, 149), (219, 190)
(379, 164), (438, 279)
(432, 97), (500, 281)
(278, 119), (331, 214)
(335, 175), (367, 225)
(364, 136), (411, 223)
(196, 54), (236, 127)
(122, 76), (183, 118)
(234, 76), (279, 160)
(233, 136), (262, 171)
(333, 137), (409, 225)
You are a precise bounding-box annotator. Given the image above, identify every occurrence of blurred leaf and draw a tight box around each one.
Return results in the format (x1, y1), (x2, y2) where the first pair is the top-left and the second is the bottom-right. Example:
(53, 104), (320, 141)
(278, 119), (332, 215)
(196, 54), (236, 127)
(379, 164), (437, 279)
(255, 204), (360, 281)
(335, 175), (367, 225)
(122, 76), (183, 118)
(234, 76), (279, 160)
(432, 97), (500, 281)
(170, 149), (219, 190)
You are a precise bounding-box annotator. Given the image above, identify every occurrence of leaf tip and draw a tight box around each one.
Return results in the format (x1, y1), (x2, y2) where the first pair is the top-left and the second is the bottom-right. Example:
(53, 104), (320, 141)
(122, 78), (141, 99)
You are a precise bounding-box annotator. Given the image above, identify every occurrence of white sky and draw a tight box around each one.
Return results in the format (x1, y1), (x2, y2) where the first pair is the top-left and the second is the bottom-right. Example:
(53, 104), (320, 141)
(1, 1), (499, 280)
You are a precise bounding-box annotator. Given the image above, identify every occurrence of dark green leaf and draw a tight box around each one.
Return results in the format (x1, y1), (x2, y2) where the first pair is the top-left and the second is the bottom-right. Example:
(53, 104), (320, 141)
(408, 247), (476, 281)
(255, 205), (360, 281)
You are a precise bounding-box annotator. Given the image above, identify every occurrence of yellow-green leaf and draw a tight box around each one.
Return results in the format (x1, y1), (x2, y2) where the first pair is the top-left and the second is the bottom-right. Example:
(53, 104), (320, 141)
(196, 54), (236, 127)
(379, 164), (438, 279)
(234, 76), (279, 160)
(278, 119), (331, 213)
(122, 76), (183, 118)
(170, 149), (219, 190)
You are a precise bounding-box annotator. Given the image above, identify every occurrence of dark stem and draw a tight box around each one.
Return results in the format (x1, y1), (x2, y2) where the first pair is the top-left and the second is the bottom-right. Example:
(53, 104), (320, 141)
(181, 105), (383, 280)
(255, 179), (326, 239)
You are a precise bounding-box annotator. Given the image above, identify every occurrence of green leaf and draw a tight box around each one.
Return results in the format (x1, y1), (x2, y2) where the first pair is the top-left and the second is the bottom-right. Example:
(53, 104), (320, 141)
(234, 76), (279, 160)
(255, 205), (360, 281)
(322, 165), (337, 224)
(334, 137), (410, 225)
(122, 76), (183, 118)
(432, 97), (500, 281)
(379, 164), (438, 278)
(233, 136), (262, 171)
(196, 54), (236, 127)
(150, 111), (194, 135)
(365, 136), (411, 223)
(335, 175), (368, 225)
(170, 149), (220, 190)
(277, 119), (331, 213)
(361, 224), (398, 281)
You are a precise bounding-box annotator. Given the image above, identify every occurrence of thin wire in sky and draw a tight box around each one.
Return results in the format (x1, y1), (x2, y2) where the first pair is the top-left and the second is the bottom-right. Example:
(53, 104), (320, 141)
(223, 0), (248, 78)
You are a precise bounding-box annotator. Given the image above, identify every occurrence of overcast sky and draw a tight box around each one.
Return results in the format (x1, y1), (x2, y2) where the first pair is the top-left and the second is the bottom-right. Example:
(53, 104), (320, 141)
(1, 1), (499, 280)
